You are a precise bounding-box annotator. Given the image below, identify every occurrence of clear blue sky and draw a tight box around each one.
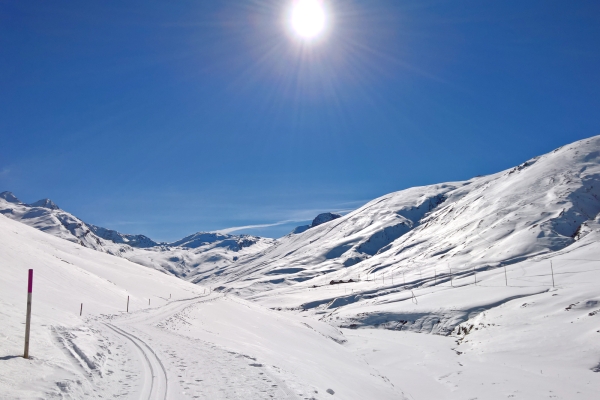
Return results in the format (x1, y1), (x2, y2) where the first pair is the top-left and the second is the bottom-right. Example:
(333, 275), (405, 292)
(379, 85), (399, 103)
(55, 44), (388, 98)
(1, 0), (599, 241)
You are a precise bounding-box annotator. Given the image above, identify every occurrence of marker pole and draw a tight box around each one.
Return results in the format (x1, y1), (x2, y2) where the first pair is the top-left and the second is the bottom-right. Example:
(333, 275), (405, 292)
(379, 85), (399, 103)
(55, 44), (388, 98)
(24, 269), (33, 359)
(127, 296), (129, 313)
(80, 303), (83, 316)
(550, 261), (555, 288)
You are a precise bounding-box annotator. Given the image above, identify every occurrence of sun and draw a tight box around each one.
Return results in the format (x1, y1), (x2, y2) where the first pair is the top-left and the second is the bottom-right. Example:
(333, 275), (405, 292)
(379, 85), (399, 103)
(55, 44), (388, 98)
(290, 0), (327, 40)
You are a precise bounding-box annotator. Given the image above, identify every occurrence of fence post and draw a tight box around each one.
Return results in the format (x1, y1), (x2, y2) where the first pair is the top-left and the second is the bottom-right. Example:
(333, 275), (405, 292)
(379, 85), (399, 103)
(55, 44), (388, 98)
(127, 296), (129, 313)
(550, 260), (555, 288)
(434, 269), (437, 285)
(24, 269), (33, 359)
(450, 268), (453, 287)
(80, 303), (83, 316)
(504, 265), (508, 286)
(473, 267), (477, 285)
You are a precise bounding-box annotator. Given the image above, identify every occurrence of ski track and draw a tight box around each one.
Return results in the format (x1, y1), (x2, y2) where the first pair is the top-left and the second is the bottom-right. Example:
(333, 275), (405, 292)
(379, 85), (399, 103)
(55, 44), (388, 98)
(105, 296), (302, 399)
(104, 323), (168, 400)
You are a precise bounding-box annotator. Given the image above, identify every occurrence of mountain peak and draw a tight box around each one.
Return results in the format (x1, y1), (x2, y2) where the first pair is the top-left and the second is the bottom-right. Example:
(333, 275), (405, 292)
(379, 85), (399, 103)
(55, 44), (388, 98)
(311, 212), (342, 228)
(29, 199), (60, 210)
(0, 191), (22, 204)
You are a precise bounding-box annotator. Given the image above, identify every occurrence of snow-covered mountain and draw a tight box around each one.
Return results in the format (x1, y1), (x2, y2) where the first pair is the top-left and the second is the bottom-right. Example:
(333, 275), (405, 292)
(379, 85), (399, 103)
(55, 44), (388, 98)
(87, 224), (159, 248)
(2, 136), (600, 398)
(205, 136), (600, 299)
(0, 192), (120, 252)
(0, 192), (276, 279)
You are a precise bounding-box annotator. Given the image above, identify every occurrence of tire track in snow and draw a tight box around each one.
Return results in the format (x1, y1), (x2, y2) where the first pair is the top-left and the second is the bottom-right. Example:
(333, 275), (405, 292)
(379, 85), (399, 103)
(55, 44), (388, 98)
(104, 323), (168, 400)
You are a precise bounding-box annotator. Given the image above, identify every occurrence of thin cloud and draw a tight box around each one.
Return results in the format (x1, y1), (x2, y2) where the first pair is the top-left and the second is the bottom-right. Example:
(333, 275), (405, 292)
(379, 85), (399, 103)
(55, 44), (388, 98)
(216, 219), (310, 234)
(215, 206), (360, 235)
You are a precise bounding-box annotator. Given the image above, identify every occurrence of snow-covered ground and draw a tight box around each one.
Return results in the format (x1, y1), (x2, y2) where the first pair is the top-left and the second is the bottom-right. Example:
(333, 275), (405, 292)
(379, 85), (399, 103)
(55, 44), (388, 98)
(0, 214), (401, 399)
(1, 136), (600, 399)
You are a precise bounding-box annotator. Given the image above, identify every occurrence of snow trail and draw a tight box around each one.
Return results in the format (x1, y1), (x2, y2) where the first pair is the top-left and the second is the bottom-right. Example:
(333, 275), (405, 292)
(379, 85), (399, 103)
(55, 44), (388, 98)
(104, 323), (168, 400)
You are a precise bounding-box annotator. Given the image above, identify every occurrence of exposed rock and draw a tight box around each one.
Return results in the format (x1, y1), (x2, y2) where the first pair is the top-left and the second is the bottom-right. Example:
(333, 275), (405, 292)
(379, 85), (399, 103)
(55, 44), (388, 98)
(311, 212), (342, 228)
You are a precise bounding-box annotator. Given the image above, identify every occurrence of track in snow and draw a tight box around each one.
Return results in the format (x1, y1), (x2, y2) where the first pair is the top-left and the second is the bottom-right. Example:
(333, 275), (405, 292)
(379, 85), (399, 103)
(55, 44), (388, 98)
(105, 323), (169, 400)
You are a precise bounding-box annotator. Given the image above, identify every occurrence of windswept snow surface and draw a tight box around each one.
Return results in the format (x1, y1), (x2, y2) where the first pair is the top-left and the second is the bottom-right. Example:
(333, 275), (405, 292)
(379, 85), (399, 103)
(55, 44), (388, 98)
(0, 215), (402, 399)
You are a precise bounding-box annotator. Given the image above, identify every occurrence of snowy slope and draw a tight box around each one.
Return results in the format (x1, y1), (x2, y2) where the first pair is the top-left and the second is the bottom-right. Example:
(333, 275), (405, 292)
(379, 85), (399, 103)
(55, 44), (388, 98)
(0, 192), (276, 279)
(0, 214), (402, 399)
(206, 136), (600, 298)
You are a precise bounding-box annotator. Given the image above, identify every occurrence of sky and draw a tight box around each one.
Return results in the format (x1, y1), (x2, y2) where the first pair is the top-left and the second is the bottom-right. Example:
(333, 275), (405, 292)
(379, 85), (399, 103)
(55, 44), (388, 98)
(1, 0), (599, 241)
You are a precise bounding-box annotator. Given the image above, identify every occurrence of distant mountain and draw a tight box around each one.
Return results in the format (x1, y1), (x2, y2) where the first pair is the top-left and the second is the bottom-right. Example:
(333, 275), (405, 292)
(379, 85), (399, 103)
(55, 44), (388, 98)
(0, 192), (116, 252)
(0, 191), (275, 278)
(0, 191), (21, 204)
(291, 212), (342, 234)
(28, 198), (60, 210)
(87, 224), (159, 248)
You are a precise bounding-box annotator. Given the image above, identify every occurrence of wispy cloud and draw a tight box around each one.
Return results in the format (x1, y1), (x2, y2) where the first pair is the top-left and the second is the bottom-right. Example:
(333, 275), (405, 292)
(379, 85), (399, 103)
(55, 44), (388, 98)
(215, 219), (309, 234)
(214, 204), (363, 235)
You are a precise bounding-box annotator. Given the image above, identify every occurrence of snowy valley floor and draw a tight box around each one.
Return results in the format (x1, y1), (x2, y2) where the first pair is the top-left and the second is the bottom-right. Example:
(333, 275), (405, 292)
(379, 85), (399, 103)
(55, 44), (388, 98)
(1, 214), (600, 399)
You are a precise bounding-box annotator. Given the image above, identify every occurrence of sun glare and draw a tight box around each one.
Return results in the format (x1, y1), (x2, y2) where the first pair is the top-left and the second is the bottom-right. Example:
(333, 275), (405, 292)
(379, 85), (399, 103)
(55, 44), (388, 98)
(291, 0), (327, 40)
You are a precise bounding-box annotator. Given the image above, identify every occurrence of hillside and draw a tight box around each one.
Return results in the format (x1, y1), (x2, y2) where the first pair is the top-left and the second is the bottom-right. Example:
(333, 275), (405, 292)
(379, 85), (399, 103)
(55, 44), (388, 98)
(0, 213), (401, 399)
(211, 136), (600, 300)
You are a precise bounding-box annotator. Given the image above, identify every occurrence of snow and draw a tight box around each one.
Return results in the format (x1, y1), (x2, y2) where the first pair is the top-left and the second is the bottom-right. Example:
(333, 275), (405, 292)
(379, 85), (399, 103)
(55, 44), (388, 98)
(0, 194), (277, 283)
(0, 215), (402, 398)
(1, 135), (600, 398)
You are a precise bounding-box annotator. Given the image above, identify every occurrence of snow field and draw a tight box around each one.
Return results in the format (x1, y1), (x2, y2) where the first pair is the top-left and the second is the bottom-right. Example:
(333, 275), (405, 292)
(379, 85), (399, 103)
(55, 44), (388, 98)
(0, 214), (404, 399)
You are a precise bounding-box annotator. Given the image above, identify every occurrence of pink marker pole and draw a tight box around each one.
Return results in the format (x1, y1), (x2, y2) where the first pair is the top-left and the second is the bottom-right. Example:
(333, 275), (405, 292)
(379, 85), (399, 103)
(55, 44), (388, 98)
(24, 269), (33, 359)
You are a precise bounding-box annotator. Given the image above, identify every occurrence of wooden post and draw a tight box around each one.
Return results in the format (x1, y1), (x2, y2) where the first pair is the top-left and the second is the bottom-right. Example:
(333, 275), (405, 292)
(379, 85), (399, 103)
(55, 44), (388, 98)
(434, 269), (437, 285)
(127, 296), (129, 313)
(450, 268), (453, 287)
(550, 260), (555, 288)
(148, 298), (150, 306)
(473, 267), (477, 285)
(24, 269), (33, 359)
(80, 303), (83, 316)
(504, 265), (508, 286)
